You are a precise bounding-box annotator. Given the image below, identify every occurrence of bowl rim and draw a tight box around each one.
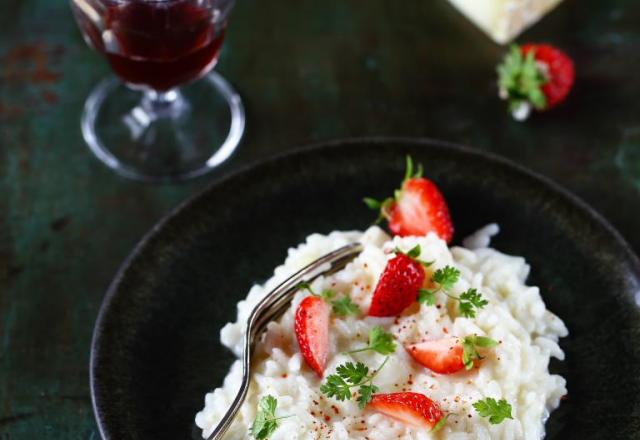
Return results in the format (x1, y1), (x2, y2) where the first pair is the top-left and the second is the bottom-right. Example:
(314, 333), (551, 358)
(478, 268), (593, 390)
(89, 136), (640, 439)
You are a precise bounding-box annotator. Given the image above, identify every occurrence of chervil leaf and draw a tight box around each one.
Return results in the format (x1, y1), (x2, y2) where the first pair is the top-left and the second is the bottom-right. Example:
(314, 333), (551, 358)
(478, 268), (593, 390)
(458, 288), (488, 318)
(473, 398), (513, 425)
(260, 395), (277, 414)
(251, 395), (280, 439)
(432, 266), (461, 290)
(368, 326), (397, 355)
(250, 410), (268, 438)
(320, 374), (352, 401)
(428, 269), (491, 321)
(458, 301), (476, 318)
(460, 288), (488, 309)
(321, 358), (388, 406)
(357, 384), (379, 409)
(332, 296), (360, 316)
(336, 362), (369, 385)
(253, 421), (279, 439)
(347, 326), (396, 355)
(418, 288), (436, 305)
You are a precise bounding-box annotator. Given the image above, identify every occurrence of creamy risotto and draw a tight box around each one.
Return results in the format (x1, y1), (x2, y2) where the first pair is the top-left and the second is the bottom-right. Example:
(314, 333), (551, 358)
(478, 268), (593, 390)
(195, 225), (567, 440)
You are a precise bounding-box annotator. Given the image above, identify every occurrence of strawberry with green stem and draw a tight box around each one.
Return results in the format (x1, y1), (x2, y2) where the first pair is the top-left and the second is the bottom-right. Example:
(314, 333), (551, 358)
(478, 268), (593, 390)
(497, 43), (575, 121)
(364, 156), (454, 242)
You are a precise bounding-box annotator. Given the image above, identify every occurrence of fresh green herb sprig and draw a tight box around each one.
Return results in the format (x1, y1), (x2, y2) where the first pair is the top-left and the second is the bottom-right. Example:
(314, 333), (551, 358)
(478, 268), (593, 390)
(417, 266), (488, 318)
(346, 326), (396, 356)
(363, 156), (423, 223)
(250, 395), (290, 439)
(473, 398), (513, 424)
(320, 357), (389, 408)
(461, 335), (498, 370)
(457, 289), (488, 318)
(298, 282), (360, 317)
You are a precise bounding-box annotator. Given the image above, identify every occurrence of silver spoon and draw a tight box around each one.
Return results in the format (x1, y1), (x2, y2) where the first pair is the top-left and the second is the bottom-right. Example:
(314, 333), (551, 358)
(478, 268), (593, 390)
(206, 242), (364, 440)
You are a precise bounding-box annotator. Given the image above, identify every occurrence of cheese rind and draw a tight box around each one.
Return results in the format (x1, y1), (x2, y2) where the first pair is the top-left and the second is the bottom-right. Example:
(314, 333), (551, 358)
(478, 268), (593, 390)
(447, 0), (563, 45)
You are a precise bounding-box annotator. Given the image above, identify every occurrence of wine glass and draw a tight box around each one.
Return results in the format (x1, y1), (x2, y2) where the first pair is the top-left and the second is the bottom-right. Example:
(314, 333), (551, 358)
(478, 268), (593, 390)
(70, 0), (245, 182)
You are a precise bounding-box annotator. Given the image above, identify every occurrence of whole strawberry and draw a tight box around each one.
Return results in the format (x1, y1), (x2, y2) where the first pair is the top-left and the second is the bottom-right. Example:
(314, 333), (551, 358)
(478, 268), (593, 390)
(364, 157), (454, 243)
(497, 43), (575, 121)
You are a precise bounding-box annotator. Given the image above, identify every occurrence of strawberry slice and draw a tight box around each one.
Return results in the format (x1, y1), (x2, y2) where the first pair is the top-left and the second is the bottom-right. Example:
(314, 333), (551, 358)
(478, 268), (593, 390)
(406, 337), (465, 374)
(406, 335), (497, 374)
(368, 392), (444, 430)
(365, 157), (454, 243)
(294, 296), (330, 377)
(368, 252), (425, 317)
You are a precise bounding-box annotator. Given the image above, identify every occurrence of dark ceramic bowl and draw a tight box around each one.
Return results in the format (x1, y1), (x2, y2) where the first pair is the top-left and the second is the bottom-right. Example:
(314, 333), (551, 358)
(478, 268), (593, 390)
(91, 138), (640, 440)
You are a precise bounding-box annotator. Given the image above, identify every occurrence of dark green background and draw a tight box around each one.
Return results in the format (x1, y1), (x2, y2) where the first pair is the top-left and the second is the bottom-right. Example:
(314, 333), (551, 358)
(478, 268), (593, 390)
(1, 0), (639, 437)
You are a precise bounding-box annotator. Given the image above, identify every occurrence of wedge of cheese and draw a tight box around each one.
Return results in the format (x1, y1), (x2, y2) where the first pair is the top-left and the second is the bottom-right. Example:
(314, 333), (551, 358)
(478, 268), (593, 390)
(447, 0), (563, 44)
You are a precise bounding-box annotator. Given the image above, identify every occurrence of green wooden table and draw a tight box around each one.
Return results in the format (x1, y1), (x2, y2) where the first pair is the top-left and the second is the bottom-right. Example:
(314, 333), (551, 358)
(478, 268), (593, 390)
(2, 0), (640, 437)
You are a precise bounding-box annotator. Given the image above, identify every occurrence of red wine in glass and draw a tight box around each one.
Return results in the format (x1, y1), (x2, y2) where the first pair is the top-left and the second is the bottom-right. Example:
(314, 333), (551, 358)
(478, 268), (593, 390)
(70, 0), (244, 182)
(76, 0), (226, 90)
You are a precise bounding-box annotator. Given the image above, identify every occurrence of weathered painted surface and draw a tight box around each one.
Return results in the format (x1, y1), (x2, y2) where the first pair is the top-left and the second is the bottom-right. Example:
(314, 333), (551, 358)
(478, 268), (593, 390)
(1, 0), (639, 437)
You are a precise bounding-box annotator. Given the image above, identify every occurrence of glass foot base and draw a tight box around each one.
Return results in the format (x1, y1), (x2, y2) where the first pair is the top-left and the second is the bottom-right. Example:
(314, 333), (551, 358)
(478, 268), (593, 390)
(81, 72), (245, 182)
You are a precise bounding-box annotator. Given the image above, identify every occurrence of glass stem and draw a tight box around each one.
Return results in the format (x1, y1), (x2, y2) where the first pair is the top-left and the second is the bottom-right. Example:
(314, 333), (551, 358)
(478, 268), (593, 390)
(141, 88), (189, 120)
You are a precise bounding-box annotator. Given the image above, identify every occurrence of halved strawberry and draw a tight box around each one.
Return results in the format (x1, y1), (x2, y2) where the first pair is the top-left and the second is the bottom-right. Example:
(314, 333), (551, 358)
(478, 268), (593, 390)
(294, 296), (330, 377)
(365, 157), (454, 243)
(368, 392), (444, 430)
(388, 177), (454, 242)
(406, 335), (497, 374)
(368, 252), (425, 317)
(406, 337), (465, 374)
